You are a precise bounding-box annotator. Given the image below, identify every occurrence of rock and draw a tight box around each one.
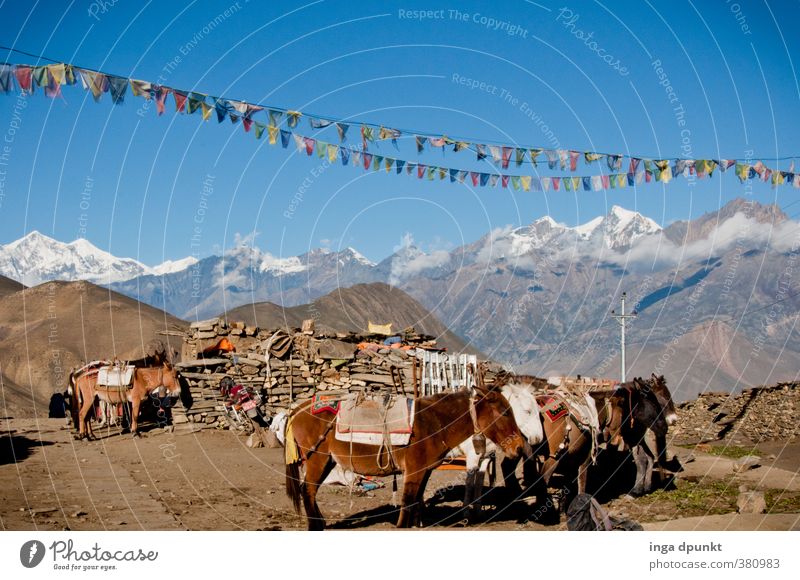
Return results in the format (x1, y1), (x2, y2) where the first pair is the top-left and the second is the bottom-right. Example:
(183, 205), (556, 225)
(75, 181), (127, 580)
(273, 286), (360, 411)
(245, 433), (263, 448)
(737, 490), (766, 514)
(733, 455), (761, 473)
(190, 318), (221, 330)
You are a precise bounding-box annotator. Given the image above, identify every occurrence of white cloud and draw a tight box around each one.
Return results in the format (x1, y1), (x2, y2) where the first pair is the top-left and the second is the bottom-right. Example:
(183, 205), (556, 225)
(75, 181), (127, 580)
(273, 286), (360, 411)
(389, 233), (452, 284)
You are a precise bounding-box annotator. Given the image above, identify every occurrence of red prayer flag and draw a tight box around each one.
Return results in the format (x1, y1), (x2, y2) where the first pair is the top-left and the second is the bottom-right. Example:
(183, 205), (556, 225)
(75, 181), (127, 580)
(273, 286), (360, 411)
(14, 66), (33, 91)
(173, 91), (187, 112)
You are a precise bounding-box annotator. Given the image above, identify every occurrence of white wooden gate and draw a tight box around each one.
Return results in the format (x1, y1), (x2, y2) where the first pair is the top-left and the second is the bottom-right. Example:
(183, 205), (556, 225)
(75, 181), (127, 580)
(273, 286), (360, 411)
(415, 351), (478, 396)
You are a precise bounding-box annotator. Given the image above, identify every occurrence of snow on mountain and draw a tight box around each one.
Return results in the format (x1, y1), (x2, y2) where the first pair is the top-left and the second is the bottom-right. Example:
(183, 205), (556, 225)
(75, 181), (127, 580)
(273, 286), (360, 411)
(598, 205), (662, 249)
(0, 231), (203, 285)
(259, 252), (306, 275)
(0, 231), (151, 286)
(151, 256), (198, 275)
(485, 205), (663, 259)
(343, 247), (375, 267)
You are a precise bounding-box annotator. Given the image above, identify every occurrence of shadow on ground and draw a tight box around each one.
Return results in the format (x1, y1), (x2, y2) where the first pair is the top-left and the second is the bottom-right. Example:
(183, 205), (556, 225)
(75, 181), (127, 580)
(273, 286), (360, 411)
(0, 433), (54, 465)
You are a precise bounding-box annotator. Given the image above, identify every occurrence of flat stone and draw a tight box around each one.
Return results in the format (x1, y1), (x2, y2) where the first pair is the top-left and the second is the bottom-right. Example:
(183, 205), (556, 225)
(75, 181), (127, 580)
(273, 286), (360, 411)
(190, 318), (220, 330)
(176, 358), (229, 368)
(737, 490), (766, 514)
(733, 455), (761, 473)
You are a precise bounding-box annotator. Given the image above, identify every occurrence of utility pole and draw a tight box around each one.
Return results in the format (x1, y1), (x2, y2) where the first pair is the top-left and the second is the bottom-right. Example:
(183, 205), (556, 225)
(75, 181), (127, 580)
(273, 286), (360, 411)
(611, 292), (637, 382)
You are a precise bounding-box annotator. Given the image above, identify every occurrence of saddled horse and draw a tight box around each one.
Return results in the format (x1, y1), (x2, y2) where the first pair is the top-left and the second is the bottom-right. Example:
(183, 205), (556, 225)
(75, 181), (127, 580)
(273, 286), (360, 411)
(451, 382), (544, 521)
(604, 374), (678, 495)
(494, 373), (677, 512)
(284, 385), (526, 530)
(71, 362), (181, 439)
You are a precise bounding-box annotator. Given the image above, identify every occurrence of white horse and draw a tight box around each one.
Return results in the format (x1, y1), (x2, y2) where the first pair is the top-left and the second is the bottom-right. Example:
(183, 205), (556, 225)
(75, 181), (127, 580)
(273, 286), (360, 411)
(449, 383), (544, 521)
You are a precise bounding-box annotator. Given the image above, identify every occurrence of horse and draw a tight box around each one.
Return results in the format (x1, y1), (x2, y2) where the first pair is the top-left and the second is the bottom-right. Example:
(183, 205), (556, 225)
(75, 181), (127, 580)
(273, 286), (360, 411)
(284, 385), (526, 530)
(604, 375), (678, 495)
(451, 382), (544, 522)
(71, 362), (181, 439)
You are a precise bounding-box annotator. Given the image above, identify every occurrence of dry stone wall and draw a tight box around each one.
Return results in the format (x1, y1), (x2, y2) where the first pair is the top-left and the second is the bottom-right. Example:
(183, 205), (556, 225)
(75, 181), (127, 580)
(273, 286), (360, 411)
(671, 382), (799, 445)
(171, 318), (438, 431)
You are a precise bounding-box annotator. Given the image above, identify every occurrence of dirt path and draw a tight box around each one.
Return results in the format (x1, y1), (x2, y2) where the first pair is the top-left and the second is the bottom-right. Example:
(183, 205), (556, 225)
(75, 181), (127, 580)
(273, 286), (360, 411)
(0, 418), (182, 530)
(1, 418), (798, 531)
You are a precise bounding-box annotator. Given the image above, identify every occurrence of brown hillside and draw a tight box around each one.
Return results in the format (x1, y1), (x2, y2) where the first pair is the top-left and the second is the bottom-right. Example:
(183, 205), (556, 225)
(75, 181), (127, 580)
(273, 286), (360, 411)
(221, 282), (481, 355)
(0, 274), (25, 298)
(0, 280), (186, 414)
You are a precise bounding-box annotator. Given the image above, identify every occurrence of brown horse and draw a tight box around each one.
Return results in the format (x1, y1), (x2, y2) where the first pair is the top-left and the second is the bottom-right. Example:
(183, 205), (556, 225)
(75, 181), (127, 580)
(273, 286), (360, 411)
(530, 392), (605, 503)
(498, 374), (678, 515)
(72, 362), (181, 439)
(285, 386), (526, 530)
(496, 384), (623, 514)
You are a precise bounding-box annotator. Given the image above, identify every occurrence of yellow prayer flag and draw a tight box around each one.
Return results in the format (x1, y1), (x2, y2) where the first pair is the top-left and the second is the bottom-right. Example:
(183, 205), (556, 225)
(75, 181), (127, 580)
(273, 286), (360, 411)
(327, 143), (339, 163)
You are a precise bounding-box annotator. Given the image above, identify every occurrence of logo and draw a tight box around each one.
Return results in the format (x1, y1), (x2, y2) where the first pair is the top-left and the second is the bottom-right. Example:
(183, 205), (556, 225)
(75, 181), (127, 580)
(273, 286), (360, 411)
(20, 540), (46, 568)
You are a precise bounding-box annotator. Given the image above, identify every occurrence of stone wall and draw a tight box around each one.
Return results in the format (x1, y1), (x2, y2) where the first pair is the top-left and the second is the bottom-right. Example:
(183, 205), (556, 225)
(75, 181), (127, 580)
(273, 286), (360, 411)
(171, 318), (438, 431)
(670, 382), (800, 445)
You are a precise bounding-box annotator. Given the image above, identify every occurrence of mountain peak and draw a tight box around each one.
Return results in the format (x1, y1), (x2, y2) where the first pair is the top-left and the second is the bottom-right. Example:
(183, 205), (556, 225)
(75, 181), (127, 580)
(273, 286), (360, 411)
(343, 246), (375, 266)
(532, 215), (560, 228)
(6, 230), (55, 249)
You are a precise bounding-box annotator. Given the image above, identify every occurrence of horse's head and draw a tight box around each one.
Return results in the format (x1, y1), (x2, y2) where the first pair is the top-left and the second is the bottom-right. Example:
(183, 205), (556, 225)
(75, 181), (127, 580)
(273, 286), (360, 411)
(500, 383), (544, 446)
(632, 377), (669, 437)
(649, 373), (677, 426)
(161, 362), (182, 397)
(472, 385), (525, 460)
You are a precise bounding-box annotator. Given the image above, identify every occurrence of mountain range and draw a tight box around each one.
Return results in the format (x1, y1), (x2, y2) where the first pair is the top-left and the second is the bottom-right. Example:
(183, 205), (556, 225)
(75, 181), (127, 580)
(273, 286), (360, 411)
(0, 231), (197, 287)
(2, 198), (798, 400)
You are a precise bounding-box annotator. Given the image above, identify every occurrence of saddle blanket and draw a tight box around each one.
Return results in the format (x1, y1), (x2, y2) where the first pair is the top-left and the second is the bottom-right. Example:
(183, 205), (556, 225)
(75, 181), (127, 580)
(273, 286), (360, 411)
(97, 365), (135, 388)
(310, 394), (341, 415)
(335, 394), (414, 446)
(538, 396), (569, 422)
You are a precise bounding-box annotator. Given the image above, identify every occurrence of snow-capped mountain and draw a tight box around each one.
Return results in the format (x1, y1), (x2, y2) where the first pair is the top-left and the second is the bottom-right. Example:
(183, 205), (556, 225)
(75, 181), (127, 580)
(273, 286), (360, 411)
(0, 231), (197, 286)
(477, 205), (663, 261)
(151, 256), (199, 276)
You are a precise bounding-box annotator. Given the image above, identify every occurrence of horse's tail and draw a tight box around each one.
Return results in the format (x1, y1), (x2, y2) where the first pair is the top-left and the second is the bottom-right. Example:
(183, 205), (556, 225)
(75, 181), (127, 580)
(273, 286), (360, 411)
(285, 461), (302, 515)
(284, 416), (303, 514)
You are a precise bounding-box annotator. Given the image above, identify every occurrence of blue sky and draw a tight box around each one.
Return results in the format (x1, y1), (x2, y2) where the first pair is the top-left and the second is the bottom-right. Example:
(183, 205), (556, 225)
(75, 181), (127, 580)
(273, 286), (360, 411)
(0, 0), (798, 266)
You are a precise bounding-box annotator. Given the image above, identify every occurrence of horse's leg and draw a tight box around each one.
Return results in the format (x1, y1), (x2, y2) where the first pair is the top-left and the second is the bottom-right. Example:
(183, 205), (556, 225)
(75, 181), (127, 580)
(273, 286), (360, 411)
(577, 457), (590, 496)
(654, 432), (670, 483)
(576, 432), (592, 496)
(301, 453), (335, 531)
(78, 393), (93, 440)
(500, 455), (523, 497)
(396, 468), (427, 528)
(130, 397), (141, 437)
(631, 444), (650, 496)
(641, 442), (655, 493)
(411, 469), (433, 528)
(463, 468), (477, 519)
(469, 456), (491, 524)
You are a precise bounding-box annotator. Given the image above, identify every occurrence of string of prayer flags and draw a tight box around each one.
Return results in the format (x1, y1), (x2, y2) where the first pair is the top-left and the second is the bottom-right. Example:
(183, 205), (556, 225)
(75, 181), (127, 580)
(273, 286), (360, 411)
(1, 59), (797, 192)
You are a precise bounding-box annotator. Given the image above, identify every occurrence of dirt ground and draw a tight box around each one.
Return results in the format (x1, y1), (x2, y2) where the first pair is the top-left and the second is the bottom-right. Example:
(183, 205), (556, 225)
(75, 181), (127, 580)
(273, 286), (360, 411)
(1, 417), (798, 531)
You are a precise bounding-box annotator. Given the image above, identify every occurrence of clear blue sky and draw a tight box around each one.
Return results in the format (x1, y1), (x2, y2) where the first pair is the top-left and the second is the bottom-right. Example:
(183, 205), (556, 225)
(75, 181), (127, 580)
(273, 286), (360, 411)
(0, 0), (798, 266)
